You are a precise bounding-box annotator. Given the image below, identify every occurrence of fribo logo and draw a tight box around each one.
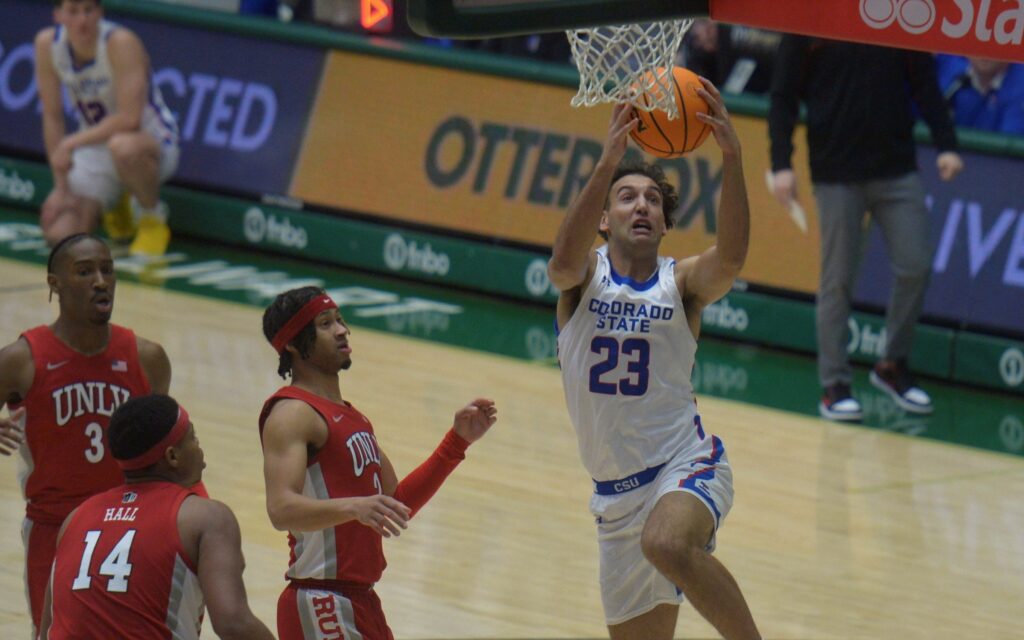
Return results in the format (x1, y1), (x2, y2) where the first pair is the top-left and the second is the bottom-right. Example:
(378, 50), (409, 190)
(999, 347), (1024, 387)
(0, 168), (35, 202)
(860, 0), (1024, 44)
(242, 207), (308, 249)
(847, 318), (887, 357)
(382, 233), (450, 276)
(701, 298), (748, 332)
(525, 259), (557, 298)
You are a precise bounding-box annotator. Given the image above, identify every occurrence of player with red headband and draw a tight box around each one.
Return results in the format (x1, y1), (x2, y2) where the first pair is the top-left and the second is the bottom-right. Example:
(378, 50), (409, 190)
(0, 232), (173, 633)
(39, 394), (274, 640)
(259, 286), (498, 639)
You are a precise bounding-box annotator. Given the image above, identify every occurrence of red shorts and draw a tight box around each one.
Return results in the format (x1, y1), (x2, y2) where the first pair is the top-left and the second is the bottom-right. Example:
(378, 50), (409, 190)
(23, 518), (61, 631)
(277, 580), (393, 640)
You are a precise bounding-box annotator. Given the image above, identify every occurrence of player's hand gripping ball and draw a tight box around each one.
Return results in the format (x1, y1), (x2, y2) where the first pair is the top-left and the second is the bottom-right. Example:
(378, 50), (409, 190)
(629, 66), (711, 158)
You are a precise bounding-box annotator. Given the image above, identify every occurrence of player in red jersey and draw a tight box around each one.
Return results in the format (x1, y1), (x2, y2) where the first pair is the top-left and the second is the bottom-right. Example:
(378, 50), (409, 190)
(0, 233), (171, 633)
(38, 393), (274, 640)
(259, 286), (498, 640)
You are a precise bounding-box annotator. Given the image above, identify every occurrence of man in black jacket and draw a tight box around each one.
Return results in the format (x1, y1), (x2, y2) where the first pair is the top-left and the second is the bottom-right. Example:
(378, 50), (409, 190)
(768, 37), (963, 422)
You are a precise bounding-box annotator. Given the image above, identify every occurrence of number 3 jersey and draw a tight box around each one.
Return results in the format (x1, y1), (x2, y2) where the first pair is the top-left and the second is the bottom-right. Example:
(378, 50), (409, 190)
(50, 20), (178, 145)
(10, 325), (151, 525)
(49, 482), (205, 640)
(557, 246), (700, 482)
(259, 386), (386, 586)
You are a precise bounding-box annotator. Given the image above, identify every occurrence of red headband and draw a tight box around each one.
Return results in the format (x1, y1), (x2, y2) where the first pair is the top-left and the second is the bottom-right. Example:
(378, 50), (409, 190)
(271, 295), (338, 354)
(117, 405), (191, 471)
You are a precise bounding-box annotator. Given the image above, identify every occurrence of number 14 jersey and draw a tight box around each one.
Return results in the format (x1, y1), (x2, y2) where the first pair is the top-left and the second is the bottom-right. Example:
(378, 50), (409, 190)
(557, 246), (699, 483)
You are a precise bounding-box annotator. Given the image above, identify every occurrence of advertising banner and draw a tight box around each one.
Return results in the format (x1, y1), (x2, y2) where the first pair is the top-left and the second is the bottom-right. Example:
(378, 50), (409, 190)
(855, 148), (1024, 336)
(712, 0), (1024, 63)
(0, 0), (323, 195)
(292, 50), (822, 295)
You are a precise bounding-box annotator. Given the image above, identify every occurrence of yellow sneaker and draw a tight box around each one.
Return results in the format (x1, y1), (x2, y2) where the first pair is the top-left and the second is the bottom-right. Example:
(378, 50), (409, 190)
(129, 215), (171, 257)
(102, 192), (136, 243)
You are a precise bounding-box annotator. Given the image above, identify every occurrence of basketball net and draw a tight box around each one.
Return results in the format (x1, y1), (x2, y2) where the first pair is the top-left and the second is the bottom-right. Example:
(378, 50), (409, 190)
(566, 20), (694, 119)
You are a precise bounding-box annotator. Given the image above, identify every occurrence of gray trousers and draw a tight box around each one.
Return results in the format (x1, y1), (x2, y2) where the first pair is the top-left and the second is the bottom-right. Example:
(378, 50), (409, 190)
(813, 172), (932, 387)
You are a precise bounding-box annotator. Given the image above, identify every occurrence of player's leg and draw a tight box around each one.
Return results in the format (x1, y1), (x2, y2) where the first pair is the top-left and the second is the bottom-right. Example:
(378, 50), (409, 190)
(640, 493), (759, 640)
(39, 188), (102, 246)
(594, 493), (683, 640)
(865, 172), (933, 412)
(107, 132), (176, 256)
(640, 438), (760, 640)
(813, 182), (869, 419)
(608, 603), (678, 640)
(22, 518), (60, 632)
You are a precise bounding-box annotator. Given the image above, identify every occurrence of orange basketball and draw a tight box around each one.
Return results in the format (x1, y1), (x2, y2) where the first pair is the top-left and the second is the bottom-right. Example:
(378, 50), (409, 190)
(629, 66), (711, 159)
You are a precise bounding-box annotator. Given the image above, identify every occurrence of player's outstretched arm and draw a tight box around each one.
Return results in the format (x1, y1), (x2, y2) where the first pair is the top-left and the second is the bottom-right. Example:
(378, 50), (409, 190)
(0, 339), (33, 456)
(548, 103), (637, 292)
(391, 398), (497, 518)
(137, 337), (172, 395)
(678, 79), (749, 308)
(262, 399), (410, 535)
(181, 498), (275, 640)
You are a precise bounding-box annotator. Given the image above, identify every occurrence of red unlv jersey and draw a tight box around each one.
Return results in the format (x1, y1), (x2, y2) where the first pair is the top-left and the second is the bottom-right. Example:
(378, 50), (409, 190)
(259, 386), (386, 585)
(48, 481), (205, 640)
(11, 325), (151, 524)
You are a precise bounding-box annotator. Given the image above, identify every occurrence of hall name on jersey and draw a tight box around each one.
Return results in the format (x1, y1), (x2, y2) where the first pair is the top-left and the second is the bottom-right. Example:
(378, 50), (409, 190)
(103, 506), (139, 522)
(346, 431), (381, 477)
(589, 298), (674, 333)
(52, 382), (132, 426)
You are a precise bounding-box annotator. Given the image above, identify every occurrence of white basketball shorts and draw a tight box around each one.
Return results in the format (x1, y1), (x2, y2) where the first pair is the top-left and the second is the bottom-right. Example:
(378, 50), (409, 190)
(67, 138), (179, 209)
(589, 433), (734, 626)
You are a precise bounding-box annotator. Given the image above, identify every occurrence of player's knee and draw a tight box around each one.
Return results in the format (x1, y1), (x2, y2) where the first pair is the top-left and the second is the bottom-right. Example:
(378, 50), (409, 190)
(108, 135), (153, 166)
(640, 526), (685, 570)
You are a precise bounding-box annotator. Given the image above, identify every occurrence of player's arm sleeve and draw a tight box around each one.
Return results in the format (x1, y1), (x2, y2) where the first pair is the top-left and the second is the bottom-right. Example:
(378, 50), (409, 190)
(391, 429), (470, 518)
(194, 500), (275, 640)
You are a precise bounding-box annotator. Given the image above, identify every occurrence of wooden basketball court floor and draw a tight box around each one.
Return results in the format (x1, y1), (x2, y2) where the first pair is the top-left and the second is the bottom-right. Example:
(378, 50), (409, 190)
(1, 256), (1022, 639)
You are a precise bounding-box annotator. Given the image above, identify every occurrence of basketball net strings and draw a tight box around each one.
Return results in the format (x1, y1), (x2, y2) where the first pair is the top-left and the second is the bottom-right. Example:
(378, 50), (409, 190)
(567, 20), (694, 120)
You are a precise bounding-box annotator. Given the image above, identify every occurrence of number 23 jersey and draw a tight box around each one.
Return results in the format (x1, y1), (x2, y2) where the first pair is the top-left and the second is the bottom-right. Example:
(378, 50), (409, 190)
(557, 246), (700, 482)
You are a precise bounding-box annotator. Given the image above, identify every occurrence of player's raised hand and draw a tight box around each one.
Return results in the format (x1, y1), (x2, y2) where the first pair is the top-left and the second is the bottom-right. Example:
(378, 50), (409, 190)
(695, 77), (741, 158)
(452, 398), (498, 444)
(350, 494), (411, 538)
(602, 102), (638, 166)
(0, 407), (25, 455)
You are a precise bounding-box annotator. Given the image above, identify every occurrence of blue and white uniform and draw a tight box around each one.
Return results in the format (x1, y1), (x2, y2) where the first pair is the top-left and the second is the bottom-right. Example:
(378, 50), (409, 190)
(557, 245), (734, 625)
(50, 20), (179, 207)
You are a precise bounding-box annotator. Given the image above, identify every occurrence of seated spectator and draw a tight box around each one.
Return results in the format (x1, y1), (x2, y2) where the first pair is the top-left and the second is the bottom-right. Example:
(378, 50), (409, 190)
(937, 54), (1024, 134)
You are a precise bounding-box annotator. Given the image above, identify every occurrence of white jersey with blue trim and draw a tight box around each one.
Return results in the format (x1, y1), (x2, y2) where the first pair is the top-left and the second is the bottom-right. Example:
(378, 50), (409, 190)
(557, 245), (700, 482)
(51, 20), (178, 145)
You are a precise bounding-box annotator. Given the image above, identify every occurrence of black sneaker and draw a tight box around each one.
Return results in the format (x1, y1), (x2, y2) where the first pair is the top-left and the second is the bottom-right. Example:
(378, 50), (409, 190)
(870, 359), (933, 414)
(818, 383), (863, 422)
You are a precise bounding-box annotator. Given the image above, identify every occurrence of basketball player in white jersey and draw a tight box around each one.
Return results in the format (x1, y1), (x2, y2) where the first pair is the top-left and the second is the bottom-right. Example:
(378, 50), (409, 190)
(548, 81), (761, 639)
(34, 0), (179, 256)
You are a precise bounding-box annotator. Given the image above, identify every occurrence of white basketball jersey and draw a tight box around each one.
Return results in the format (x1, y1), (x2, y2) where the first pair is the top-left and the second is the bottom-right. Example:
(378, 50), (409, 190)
(557, 246), (700, 482)
(51, 20), (178, 144)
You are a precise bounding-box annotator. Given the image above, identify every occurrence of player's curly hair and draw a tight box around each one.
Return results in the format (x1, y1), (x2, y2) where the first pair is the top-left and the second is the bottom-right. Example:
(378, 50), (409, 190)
(262, 286), (325, 379)
(109, 394), (179, 464)
(600, 161), (679, 240)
